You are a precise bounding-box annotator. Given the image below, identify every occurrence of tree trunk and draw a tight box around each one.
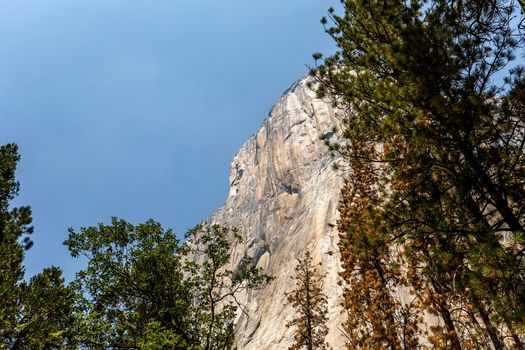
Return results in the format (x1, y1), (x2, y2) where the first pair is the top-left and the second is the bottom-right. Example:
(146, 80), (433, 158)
(472, 296), (504, 350)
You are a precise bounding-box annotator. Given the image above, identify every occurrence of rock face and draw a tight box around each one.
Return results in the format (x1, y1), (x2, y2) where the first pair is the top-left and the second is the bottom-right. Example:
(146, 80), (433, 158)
(208, 77), (346, 349)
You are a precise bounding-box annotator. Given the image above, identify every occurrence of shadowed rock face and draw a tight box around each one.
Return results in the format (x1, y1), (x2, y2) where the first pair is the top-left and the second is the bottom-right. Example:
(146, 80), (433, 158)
(208, 77), (346, 349)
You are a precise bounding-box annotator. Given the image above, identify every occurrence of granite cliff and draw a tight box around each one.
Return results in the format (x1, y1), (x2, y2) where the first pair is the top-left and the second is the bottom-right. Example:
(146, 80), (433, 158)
(208, 77), (346, 349)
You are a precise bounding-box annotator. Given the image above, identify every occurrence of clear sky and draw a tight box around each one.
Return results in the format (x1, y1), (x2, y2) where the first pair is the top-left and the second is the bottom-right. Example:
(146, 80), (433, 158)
(1, 0), (338, 281)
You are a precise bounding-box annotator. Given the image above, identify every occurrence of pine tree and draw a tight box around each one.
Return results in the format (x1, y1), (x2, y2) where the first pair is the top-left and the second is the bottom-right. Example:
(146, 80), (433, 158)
(0, 143), (32, 345)
(11, 267), (78, 350)
(1, 143), (78, 349)
(286, 251), (329, 350)
(313, 0), (525, 347)
(337, 150), (422, 350)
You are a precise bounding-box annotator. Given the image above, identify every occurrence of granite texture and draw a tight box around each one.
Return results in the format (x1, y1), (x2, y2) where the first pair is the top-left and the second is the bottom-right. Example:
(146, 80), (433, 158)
(208, 77), (346, 349)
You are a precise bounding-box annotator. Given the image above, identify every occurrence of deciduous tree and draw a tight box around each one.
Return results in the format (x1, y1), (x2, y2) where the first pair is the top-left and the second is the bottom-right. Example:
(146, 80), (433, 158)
(66, 219), (272, 350)
(184, 224), (272, 350)
(65, 218), (192, 349)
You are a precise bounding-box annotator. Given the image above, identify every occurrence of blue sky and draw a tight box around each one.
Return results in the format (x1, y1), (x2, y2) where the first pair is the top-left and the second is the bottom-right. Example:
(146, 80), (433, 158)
(0, 0), (338, 281)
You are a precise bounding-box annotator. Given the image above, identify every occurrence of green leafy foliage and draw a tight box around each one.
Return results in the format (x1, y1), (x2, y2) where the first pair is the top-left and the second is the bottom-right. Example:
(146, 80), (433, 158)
(65, 220), (272, 350)
(139, 321), (197, 350)
(65, 218), (192, 349)
(184, 224), (273, 350)
(0, 145), (271, 350)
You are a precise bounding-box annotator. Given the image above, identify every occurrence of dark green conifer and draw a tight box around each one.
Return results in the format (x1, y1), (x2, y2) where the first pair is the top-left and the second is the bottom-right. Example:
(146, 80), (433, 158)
(1, 143), (78, 349)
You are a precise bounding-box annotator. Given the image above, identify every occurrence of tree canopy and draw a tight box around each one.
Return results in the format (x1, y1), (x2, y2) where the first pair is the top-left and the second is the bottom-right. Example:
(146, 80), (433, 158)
(1, 142), (272, 349)
(313, 0), (525, 348)
(65, 218), (193, 349)
(65, 219), (272, 350)
(0, 144), (78, 349)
